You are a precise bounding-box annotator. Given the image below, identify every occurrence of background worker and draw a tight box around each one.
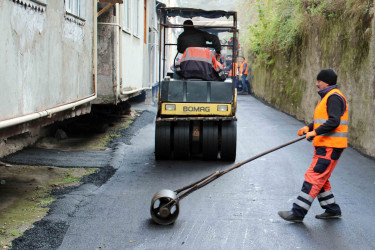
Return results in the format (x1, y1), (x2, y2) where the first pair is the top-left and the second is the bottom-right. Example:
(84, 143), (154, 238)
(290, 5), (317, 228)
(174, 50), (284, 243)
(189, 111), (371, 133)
(228, 60), (239, 89)
(177, 20), (222, 60)
(228, 36), (240, 56)
(278, 69), (348, 223)
(238, 57), (249, 94)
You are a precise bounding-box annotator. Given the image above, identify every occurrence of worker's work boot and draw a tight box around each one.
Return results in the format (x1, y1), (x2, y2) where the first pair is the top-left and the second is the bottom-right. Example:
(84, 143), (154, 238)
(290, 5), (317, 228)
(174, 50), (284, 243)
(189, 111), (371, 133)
(315, 211), (341, 219)
(278, 210), (304, 223)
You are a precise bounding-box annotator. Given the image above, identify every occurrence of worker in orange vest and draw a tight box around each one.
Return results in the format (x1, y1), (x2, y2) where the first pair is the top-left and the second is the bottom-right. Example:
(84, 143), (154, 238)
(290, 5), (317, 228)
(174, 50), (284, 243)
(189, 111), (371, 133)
(175, 47), (225, 81)
(238, 57), (249, 94)
(228, 62), (238, 78)
(279, 69), (348, 222)
(227, 61), (239, 90)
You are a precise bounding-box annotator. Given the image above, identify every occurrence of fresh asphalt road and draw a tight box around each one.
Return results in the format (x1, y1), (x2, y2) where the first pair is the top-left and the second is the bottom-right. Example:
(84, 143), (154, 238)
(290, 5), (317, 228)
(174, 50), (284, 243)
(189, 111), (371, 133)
(44, 96), (375, 249)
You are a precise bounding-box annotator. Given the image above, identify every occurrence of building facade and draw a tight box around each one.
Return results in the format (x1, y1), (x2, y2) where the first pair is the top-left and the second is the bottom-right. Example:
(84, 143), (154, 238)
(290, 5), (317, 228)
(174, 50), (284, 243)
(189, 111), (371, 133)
(0, 0), (97, 141)
(96, 0), (159, 104)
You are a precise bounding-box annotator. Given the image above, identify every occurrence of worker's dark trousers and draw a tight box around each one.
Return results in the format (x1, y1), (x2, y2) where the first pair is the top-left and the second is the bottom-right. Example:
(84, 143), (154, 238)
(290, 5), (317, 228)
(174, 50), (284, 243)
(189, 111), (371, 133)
(241, 75), (248, 92)
(292, 147), (344, 218)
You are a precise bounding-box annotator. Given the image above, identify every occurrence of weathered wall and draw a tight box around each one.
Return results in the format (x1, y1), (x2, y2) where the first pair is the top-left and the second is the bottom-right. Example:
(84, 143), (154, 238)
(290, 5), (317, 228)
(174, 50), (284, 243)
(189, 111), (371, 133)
(97, 5), (115, 99)
(0, 0), (94, 121)
(96, 1), (158, 104)
(248, 8), (375, 157)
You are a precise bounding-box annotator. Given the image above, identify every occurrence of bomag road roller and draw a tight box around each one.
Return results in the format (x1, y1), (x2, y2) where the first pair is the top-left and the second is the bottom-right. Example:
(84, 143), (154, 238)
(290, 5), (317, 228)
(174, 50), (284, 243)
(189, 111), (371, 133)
(155, 7), (238, 161)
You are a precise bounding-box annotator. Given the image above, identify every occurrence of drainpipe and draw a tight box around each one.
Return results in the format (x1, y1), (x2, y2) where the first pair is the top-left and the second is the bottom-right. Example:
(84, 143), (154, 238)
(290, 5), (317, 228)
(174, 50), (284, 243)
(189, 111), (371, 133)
(114, 3), (120, 105)
(93, 0), (98, 95)
(120, 87), (151, 95)
(118, 3), (123, 101)
(0, 95), (96, 129)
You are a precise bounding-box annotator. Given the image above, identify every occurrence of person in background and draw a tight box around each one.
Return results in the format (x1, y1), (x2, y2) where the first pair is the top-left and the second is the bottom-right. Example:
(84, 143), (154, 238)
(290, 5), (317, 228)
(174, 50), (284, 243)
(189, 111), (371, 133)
(228, 37), (240, 56)
(228, 60), (239, 90)
(278, 69), (348, 223)
(238, 57), (249, 94)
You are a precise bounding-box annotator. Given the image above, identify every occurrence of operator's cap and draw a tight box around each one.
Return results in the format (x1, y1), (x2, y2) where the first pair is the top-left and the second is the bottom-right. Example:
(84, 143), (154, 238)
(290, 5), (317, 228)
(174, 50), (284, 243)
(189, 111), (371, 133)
(317, 69), (337, 85)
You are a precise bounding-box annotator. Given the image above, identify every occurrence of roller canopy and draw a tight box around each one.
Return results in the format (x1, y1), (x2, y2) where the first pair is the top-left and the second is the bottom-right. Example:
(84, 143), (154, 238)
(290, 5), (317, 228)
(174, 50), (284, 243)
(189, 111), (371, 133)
(160, 7), (235, 19)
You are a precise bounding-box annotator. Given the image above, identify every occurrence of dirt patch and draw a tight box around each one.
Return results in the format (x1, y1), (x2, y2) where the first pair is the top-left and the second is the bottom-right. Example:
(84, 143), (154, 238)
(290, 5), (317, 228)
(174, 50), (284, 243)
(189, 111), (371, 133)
(0, 107), (144, 249)
(0, 164), (97, 248)
(34, 112), (137, 151)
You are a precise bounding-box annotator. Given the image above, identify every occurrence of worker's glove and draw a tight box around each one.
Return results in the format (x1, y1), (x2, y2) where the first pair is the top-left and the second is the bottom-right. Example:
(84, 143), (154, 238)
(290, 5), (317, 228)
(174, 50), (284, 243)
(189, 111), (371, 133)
(305, 131), (317, 142)
(297, 126), (309, 136)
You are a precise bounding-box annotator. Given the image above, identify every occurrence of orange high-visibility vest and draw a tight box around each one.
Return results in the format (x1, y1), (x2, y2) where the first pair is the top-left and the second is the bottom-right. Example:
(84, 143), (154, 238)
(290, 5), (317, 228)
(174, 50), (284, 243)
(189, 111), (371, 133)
(176, 47), (225, 81)
(179, 47), (224, 71)
(313, 89), (348, 148)
(228, 63), (238, 77)
(239, 61), (248, 75)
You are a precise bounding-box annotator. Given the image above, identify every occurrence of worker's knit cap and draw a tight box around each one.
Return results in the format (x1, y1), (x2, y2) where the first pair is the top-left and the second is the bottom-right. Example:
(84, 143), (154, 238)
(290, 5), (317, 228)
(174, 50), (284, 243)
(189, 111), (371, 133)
(183, 20), (194, 30)
(317, 69), (337, 85)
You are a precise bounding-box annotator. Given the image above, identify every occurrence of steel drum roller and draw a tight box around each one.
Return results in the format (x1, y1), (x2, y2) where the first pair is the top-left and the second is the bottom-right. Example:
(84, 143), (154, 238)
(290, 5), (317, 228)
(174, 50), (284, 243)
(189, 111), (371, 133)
(150, 189), (180, 225)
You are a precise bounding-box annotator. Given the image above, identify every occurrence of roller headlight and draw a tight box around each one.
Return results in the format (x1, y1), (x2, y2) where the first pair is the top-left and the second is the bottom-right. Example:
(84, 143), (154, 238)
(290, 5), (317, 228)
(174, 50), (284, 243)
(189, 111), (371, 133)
(165, 104), (176, 110)
(217, 105), (228, 111)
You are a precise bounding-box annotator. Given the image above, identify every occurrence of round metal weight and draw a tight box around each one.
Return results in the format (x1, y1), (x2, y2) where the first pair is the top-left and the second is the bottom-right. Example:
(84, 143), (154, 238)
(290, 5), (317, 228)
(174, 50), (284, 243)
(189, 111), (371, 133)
(202, 121), (219, 160)
(150, 189), (180, 225)
(173, 121), (190, 159)
(155, 122), (171, 160)
(220, 121), (237, 161)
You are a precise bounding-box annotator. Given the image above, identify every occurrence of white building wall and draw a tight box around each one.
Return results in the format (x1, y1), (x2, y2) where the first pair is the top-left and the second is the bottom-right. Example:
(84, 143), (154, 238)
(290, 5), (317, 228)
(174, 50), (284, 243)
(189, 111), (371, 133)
(97, 0), (157, 103)
(0, 0), (94, 124)
(121, 0), (144, 93)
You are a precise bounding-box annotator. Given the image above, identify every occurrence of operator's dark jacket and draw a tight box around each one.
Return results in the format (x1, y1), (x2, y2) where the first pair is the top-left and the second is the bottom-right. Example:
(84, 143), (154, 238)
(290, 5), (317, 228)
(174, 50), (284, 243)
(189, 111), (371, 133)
(177, 27), (221, 54)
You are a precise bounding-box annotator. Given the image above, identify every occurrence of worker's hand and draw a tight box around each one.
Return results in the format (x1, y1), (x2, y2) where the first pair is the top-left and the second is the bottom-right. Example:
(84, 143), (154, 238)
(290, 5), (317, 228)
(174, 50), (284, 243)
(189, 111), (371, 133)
(297, 126), (309, 136)
(305, 131), (317, 141)
(215, 54), (221, 60)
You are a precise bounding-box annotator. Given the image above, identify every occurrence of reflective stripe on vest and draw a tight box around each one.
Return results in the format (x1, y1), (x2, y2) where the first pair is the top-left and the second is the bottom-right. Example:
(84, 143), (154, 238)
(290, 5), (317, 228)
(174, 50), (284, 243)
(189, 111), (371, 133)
(314, 119), (348, 125)
(313, 89), (348, 148)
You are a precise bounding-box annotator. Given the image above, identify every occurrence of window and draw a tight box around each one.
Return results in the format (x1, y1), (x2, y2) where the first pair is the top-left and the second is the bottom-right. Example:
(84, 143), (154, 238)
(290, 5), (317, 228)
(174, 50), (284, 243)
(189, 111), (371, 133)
(122, 0), (131, 31)
(133, 0), (139, 36)
(65, 0), (81, 17)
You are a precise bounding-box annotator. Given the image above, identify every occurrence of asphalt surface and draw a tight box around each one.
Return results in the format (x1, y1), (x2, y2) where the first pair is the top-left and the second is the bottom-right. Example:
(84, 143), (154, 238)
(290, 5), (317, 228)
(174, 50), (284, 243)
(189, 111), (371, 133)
(9, 96), (375, 249)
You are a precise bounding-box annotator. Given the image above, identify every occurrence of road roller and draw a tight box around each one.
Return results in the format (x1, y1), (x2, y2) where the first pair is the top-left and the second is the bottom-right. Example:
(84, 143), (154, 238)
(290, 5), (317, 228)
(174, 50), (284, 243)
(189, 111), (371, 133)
(154, 7), (238, 161)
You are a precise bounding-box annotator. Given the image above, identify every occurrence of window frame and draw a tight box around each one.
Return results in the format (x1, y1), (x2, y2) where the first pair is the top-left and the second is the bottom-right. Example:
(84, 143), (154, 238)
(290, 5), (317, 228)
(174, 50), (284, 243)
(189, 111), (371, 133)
(65, 0), (81, 18)
(133, 0), (139, 37)
(122, 0), (131, 32)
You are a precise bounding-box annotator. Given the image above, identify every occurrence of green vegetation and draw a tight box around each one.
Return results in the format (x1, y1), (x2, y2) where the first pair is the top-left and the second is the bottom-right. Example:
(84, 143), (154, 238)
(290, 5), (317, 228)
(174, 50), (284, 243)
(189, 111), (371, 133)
(246, 0), (303, 65)
(244, 0), (372, 67)
(237, 0), (373, 114)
